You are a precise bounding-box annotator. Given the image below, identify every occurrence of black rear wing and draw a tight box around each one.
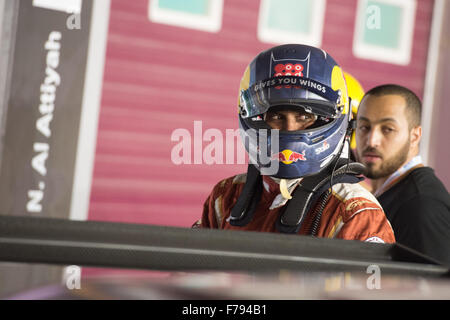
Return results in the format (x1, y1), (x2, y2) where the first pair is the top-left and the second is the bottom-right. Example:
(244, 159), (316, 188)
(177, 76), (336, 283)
(0, 215), (448, 277)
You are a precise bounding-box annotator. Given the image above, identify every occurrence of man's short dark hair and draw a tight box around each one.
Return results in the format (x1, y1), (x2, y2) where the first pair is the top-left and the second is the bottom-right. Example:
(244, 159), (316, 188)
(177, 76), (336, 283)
(363, 84), (422, 128)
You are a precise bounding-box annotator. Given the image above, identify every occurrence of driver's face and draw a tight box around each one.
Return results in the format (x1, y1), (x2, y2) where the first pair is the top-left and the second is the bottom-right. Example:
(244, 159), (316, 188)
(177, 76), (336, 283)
(265, 109), (317, 131)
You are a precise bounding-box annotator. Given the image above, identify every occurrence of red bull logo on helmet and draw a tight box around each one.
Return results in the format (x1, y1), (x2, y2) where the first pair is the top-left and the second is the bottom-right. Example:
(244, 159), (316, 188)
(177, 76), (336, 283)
(271, 149), (307, 164)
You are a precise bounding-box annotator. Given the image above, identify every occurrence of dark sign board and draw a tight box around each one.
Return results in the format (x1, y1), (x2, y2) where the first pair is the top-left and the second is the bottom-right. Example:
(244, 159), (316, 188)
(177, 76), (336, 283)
(0, 0), (93, 218)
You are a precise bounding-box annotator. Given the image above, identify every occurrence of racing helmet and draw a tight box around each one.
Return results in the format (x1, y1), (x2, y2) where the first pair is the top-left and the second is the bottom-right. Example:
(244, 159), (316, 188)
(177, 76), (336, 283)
(238, 44), (350, 179)
(343, 72), (365, 150)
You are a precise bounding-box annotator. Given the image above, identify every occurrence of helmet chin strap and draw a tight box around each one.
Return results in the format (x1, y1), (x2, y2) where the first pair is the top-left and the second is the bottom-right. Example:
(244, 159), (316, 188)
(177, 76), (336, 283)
(278, 178), (299, 200)
(280, 179), (292, 199)
(267, 177), (303, 211)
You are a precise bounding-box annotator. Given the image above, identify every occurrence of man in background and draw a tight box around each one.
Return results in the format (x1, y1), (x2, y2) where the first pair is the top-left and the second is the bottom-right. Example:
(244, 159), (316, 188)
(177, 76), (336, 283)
(355, 84), (450, 264)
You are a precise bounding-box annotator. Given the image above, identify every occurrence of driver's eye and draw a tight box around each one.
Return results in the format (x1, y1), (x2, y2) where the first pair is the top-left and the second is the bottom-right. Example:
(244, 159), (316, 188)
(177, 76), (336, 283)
(297, 114), (313, 121)
(266, 112), (283, 120)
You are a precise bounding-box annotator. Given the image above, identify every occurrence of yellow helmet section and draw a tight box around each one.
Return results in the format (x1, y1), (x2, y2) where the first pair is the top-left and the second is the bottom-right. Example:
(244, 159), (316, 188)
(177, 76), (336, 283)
(331, 66), (349, 115)
(343, 72), (365, 150)
(344, 72), (365, 117)
(238, 65), (251, 113)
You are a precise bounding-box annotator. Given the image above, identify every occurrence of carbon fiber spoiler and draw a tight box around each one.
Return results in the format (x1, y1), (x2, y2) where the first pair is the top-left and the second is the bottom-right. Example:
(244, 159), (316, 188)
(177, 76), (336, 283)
(0, 215), (448, 277)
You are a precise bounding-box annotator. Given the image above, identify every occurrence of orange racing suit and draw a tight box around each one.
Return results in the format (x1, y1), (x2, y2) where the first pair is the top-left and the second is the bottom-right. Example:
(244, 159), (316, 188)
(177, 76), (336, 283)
(195, 173), (395, 243)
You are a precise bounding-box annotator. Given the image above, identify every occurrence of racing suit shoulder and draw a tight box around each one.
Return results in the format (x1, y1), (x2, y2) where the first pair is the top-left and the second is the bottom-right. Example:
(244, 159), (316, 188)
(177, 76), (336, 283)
(198, 173), (247, 228)
(324, 182), (395, 243)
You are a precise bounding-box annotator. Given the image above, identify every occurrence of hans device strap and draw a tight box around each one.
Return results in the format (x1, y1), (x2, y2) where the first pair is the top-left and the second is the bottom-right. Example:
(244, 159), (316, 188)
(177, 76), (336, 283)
(229, 160), (366, 233)
(228, 164), (263, 226)
(276, 160), (366, 233)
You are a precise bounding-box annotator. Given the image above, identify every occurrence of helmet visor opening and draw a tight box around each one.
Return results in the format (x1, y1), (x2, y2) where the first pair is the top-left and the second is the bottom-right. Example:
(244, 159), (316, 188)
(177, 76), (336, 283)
(240, 76), (342, 119)
(263, 105), (336, 132)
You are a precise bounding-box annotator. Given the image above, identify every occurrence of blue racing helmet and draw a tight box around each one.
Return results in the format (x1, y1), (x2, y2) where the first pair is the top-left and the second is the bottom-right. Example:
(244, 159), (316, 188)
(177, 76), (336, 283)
(238, 44), (350, 179)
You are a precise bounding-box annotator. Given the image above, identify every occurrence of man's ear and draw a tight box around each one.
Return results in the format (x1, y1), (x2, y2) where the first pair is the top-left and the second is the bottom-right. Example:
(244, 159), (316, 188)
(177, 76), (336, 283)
(410, 125), (422, 148)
